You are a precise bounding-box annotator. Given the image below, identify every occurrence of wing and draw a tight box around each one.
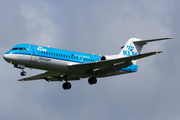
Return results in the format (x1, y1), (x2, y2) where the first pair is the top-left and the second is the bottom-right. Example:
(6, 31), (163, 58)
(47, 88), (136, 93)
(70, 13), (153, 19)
(18, 71), (80, 82)
(19, 51), (161, 82)
(68, 51), (162, 71)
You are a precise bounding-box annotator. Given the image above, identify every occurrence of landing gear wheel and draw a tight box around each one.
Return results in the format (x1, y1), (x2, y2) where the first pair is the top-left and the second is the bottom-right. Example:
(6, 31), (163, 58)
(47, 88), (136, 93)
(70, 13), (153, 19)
(62, 82), (72, 90)
(20, 71), (26, 76)
(88, 77), (97, 85)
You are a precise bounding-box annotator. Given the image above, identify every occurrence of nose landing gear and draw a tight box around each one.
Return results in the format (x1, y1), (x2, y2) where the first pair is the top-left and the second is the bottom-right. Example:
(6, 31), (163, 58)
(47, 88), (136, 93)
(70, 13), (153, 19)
(14, 64), (26, 76)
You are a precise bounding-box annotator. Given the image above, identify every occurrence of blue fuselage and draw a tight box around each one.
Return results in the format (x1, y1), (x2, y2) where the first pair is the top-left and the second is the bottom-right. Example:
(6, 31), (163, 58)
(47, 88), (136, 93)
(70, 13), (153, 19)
(4, 44), (138, 78)
(5, 44), (102, 63)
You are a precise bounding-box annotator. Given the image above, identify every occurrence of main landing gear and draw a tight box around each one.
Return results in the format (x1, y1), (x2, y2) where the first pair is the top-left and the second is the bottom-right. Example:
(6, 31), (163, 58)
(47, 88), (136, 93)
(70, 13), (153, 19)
(62, 76), (97, 90)
(62, 75), (72, 90)
(20, 70), (26, 76)
(62, 82), (71, 90)
(88, 77), (97, 85)
(88, 71), (97, 85)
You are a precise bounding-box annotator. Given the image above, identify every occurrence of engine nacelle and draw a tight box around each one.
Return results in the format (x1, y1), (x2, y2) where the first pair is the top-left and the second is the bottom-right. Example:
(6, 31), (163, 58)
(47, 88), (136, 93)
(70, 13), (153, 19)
(100, 55), (120, 61)
(100, 56), (110, 61)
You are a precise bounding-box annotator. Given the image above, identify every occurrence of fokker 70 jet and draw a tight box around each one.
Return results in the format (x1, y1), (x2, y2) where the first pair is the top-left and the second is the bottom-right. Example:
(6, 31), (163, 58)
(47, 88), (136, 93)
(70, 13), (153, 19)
(3, 38), (171, 90)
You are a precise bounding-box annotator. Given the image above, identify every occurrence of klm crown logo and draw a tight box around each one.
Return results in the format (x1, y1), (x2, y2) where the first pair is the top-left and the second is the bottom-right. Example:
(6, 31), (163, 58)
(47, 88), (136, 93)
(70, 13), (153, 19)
(123, 44), (137, 56)
(127, 44), (134, 51)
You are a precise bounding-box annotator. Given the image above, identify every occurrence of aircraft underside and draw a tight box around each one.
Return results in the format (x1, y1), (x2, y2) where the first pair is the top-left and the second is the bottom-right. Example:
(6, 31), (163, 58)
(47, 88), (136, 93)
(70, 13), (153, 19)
(5, 54), (132, 90)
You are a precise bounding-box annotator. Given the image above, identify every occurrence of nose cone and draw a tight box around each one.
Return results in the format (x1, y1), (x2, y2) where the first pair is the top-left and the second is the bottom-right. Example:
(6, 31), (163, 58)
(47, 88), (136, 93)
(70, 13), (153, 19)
(3, 54), (12, 62)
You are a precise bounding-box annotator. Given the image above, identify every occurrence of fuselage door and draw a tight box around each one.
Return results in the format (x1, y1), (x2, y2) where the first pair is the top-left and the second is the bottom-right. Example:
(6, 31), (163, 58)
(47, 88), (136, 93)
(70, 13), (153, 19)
(30, 45), (37, 62)
(79, 55), (83, 63)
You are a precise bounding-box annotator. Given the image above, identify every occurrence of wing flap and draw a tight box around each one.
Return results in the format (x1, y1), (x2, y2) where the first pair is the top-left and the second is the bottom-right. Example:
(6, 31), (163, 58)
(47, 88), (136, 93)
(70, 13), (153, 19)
(94, 66), (117, 75)
(93, 61), (133, 75)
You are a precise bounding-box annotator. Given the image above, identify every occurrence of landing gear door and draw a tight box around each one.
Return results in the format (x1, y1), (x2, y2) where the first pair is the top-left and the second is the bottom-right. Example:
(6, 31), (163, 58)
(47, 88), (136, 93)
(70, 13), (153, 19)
(30, 45), (37, 62)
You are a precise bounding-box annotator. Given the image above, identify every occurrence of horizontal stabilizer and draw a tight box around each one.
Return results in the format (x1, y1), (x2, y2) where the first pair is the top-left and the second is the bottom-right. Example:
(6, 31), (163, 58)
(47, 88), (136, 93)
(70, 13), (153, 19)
(133, 37), (172, 45)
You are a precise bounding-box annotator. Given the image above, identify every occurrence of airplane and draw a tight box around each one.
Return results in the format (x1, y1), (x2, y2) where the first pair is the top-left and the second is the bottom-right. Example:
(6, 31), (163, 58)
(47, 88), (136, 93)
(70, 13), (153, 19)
(3, 38), (171, 90)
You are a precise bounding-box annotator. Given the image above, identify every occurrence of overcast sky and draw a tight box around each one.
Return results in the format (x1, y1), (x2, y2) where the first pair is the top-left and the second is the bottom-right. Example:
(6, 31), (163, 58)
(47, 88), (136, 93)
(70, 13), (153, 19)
(0, 0), (180, 120)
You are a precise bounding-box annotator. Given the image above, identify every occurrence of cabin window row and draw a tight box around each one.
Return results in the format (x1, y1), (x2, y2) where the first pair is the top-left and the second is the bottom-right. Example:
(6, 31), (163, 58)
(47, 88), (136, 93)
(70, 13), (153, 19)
(41, 51), (78, 59)
(41, 51), (96, 62)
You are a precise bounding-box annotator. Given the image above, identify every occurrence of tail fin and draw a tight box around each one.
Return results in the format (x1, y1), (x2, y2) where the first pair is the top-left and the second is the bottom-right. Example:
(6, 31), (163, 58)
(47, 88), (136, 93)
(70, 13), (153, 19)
(119, 37), (172, 57)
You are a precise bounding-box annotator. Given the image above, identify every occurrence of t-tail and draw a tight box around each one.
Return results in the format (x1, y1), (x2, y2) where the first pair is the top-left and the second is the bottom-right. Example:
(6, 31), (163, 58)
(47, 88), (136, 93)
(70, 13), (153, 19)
(118, 38), (172, 64)
(120, 37), (172, 57)
(100, 37), (171, 63)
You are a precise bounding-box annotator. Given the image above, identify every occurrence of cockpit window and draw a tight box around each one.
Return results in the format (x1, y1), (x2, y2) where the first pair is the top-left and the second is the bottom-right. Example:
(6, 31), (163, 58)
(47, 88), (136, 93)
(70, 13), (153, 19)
(11, 47), (26, 51)
(12, 48), (19, 50)
(19, 47), (26, 51)
(19, 48), (23, 50)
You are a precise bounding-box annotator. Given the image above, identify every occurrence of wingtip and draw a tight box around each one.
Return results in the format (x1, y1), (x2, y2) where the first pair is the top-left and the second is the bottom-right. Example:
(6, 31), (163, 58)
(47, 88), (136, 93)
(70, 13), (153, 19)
(156, 51), (163, 54)
(156, 37), (173, 40)
(166, 37), (174, 39)
(18, 79), (25, 83)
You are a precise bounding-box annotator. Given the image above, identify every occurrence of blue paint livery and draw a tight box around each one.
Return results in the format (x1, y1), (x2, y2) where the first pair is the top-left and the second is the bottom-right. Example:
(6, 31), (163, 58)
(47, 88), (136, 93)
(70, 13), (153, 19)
(5, 44), (102, 63)
(123, 50), (138, 56)
(120, 65), (138, 72)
